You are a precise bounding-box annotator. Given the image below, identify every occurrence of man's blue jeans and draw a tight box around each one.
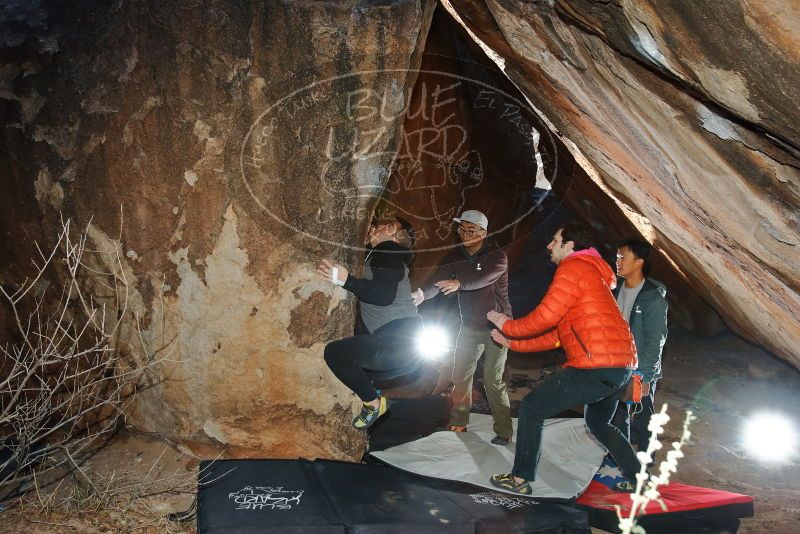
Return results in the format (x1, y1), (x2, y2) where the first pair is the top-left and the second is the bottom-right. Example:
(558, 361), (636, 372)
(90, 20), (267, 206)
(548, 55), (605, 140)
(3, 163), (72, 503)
(512, 366), (641, 482)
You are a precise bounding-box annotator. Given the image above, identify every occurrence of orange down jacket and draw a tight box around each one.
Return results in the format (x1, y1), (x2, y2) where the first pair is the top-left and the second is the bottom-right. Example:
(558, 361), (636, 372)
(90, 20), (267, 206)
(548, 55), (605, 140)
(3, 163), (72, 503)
(502, 248), (637, 369)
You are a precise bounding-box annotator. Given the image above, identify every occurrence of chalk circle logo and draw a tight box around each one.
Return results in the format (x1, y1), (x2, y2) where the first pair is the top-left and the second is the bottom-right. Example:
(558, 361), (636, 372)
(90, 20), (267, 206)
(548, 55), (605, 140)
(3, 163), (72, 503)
(228, 486), (303, 511)
(240, 68), (558, 254)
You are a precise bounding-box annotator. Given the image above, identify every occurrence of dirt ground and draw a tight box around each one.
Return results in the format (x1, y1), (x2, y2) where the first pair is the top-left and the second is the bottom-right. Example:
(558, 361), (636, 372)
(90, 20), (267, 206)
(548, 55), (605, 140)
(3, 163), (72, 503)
(1, 330), (797, 533)
(0, 433), (197, 533)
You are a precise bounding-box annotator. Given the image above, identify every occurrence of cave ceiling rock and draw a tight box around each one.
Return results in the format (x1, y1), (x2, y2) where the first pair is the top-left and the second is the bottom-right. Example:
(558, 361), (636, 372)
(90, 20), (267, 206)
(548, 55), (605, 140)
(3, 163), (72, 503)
(444, 0), (800, 366)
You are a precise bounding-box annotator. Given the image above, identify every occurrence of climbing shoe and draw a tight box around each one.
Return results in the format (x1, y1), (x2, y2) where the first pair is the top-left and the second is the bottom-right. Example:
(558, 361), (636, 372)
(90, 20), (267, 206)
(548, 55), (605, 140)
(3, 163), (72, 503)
(612, 479), (637, 493)
(352, 396), (389, 430)
(489, 473), (532, 495)
(490, 435), (511, 445)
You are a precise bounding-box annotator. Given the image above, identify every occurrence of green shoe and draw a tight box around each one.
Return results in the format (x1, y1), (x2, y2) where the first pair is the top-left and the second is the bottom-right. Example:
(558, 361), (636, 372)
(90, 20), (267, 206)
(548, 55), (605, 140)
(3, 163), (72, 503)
(352, 396), (389, 430)
(489, 473), (532, 495)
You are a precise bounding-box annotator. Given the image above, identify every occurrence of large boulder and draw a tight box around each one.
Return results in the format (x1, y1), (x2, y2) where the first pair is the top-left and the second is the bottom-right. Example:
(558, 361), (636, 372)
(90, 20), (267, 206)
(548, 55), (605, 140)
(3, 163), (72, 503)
(0, 0), (435, 459)
(2, 0), (799, 464)
(444, 0), (800, 366)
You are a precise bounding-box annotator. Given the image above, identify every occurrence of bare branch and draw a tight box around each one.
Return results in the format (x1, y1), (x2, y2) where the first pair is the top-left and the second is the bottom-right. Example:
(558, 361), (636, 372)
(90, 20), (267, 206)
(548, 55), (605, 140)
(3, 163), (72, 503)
(1, 214), (170, 499)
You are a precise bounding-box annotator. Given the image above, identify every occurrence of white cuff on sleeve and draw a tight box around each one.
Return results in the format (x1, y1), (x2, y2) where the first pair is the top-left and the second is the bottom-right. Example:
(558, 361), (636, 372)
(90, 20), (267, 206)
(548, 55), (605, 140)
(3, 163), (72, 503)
(331, 267), (345, 286)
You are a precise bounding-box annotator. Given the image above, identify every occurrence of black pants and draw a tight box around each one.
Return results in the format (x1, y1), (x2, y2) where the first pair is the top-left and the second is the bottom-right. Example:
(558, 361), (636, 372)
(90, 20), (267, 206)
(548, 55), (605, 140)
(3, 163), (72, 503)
(324, 317), (423, 402)
(512, 367), (641, 482)
(613, 380), (657, 452)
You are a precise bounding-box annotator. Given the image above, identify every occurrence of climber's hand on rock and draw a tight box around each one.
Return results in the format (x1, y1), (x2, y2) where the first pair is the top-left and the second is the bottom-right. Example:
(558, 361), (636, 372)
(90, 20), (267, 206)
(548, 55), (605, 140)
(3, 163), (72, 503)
(316, 259), (348, 286)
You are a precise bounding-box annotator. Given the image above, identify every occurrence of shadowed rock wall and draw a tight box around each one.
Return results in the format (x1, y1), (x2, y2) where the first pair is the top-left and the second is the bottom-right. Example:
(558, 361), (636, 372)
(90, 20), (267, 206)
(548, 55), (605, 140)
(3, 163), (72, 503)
(386, 9), (722, 340)
(379, 10), (545, 274)
(2, 0), (799, 464)
(0, 0), (435, 459)
(444, 0), (800, 366)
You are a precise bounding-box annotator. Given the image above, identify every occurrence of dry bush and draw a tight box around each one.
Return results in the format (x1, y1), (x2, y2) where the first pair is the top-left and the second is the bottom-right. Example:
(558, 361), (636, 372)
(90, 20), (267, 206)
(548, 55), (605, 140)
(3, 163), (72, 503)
(0, 444), (199, 533)
(0, 216), (166, 500)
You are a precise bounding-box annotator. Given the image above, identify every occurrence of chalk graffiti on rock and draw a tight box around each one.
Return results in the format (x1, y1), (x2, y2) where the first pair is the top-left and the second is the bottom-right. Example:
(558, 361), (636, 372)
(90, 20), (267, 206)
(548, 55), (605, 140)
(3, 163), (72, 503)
(239, 69), (557, 252)
(320, 79), (486, 240)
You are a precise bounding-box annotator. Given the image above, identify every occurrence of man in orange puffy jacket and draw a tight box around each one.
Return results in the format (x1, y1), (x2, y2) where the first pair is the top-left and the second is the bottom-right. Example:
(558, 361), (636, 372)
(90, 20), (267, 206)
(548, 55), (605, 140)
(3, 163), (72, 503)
(486, 222), (641, 495)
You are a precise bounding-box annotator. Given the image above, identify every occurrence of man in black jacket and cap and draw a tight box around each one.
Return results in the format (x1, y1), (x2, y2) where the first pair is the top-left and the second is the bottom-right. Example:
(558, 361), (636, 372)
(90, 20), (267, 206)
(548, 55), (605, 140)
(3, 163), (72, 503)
(412, 210), (513, 445)
(317, 216), (421, 430)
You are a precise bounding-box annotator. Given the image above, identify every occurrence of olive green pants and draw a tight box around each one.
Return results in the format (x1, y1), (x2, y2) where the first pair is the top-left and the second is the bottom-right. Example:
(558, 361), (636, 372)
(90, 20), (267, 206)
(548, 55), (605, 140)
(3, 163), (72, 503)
(449, 325), (513, 439)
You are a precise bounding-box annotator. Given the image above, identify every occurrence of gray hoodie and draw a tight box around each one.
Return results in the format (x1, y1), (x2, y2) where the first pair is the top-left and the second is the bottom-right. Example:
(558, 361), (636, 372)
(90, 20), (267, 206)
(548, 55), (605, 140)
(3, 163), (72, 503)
(343, 241), (419, 333)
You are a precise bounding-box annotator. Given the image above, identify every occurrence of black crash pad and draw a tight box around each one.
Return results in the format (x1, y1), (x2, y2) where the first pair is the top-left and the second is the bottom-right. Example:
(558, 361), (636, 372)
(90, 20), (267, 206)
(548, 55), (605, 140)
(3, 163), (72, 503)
(197, 458), (591, 533)
(364, 395), (451, 455)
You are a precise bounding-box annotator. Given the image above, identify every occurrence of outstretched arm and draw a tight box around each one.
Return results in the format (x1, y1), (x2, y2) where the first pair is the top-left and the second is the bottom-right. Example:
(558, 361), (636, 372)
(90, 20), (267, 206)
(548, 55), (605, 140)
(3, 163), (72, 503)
(509, 329), (560, 353)
(456, 249), (508, 291)
(502, 266), (580, 338)
(419, 262), (453, 301)
(342, 251), (406, 306)
(491, 328), (561, 353)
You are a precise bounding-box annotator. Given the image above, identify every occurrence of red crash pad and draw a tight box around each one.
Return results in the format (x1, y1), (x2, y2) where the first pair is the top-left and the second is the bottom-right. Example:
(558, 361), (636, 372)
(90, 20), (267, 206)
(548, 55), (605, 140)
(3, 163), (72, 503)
(577, 480), (753, 514)
(576, 480), (754, 533)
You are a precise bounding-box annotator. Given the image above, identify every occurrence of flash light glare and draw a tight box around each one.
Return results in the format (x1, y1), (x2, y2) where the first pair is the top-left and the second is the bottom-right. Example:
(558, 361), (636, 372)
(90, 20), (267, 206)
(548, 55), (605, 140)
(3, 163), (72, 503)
(416, 326), (450, 360)
(743, 412), (798, 462)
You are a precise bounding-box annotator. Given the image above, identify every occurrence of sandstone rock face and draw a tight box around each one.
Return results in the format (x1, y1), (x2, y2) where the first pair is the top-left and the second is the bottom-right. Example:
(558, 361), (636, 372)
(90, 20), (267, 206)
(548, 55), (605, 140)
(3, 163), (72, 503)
(2, 0), (799, 463)
(445, 0), (800, 366)
(380, 11), (546, 274)
(0, 0), (435, 459)
(386, 8), (723, 340)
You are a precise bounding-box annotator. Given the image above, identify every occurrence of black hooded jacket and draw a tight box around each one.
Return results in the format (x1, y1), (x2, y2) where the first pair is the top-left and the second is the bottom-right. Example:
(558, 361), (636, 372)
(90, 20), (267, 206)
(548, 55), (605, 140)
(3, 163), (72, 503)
(343, 241), (419, 333)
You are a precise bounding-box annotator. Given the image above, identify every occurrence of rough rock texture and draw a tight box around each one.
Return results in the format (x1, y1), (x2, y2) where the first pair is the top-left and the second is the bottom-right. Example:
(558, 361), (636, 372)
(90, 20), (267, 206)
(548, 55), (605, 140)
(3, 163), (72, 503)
(444, 0), (800, 366)
(381, 11), (543, 272)
(2, 0), (799, 463)
(388, 8), (722, 338)
(0, 0), (435, 459)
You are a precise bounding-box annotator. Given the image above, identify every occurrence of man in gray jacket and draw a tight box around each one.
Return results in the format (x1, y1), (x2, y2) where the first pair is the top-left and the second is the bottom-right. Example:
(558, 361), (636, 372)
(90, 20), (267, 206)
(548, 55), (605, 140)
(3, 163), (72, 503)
(412, 210), (513, 445)
(612, 237), (668, 452)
